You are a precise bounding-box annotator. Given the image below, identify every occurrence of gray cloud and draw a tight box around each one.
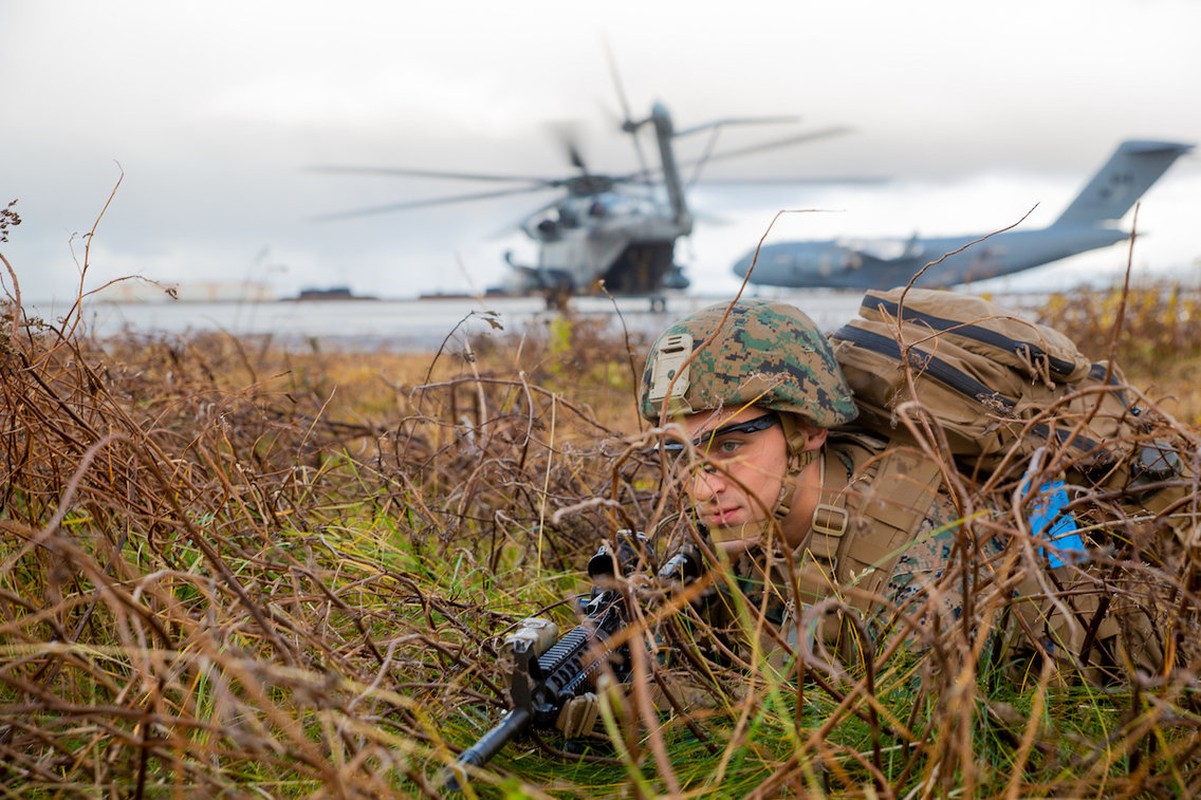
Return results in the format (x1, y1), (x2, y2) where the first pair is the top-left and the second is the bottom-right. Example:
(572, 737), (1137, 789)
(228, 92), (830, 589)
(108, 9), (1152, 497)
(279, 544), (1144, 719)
(3, 0), (1199, 304)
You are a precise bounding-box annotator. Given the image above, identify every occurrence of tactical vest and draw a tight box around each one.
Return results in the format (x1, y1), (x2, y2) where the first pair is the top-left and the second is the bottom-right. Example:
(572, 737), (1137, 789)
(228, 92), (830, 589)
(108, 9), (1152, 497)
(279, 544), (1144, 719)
(753, 433), (1168, 681)
(725, 432), (947, 665)
(795, 433), (945, 613)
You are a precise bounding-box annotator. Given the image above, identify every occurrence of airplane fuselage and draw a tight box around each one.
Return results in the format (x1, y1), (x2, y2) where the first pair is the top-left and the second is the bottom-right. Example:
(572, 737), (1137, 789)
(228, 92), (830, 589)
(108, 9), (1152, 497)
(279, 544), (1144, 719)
(733, 226), (1130, 289)
(732, 139), (1192, 291)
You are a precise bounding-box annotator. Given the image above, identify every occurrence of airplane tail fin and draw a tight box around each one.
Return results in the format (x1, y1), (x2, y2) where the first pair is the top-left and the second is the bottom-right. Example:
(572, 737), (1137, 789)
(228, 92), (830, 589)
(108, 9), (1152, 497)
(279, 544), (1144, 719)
(1052, 139), (1193, 227)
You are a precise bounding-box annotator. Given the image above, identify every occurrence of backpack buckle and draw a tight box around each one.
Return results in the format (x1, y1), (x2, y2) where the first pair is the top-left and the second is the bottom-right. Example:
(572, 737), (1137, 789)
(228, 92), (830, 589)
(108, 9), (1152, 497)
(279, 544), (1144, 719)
(812, 502), (848, 538)
(808, 502), (849, 567)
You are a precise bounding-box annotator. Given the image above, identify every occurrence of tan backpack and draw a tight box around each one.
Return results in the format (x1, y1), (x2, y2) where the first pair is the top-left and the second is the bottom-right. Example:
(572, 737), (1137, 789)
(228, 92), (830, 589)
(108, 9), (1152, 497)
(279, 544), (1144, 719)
(829, 287), (1190, 499)
(828, 287), (1200, 677)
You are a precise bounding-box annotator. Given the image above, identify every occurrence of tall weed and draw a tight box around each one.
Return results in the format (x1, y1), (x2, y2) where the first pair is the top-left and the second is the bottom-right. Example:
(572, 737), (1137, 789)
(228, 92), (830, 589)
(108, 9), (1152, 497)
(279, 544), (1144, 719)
(2, 263), (1200, 797)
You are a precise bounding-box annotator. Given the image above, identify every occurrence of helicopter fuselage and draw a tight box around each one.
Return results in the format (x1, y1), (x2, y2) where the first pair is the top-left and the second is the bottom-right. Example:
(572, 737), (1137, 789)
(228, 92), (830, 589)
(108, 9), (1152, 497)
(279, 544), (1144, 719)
(515, 191), (686, 296)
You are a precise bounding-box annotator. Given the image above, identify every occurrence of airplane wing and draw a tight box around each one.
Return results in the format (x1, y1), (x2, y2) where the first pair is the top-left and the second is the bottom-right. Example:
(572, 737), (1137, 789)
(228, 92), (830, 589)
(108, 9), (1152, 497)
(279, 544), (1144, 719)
(834, 236), (925, 262)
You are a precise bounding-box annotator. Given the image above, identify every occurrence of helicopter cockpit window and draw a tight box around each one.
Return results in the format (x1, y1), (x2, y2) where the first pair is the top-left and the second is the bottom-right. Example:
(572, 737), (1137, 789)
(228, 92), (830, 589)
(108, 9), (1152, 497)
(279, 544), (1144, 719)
(558, 206), (580, 228)
(586, 193), (634, 219)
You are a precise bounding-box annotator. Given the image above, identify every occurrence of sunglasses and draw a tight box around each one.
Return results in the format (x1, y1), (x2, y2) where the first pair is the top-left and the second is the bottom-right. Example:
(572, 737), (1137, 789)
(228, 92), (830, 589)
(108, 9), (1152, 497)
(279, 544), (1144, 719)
(658, 413), (780, 455)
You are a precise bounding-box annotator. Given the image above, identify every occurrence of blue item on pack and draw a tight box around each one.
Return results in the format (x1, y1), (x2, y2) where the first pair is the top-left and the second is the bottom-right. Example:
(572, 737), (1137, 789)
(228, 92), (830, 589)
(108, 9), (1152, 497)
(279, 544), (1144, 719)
(1023, 479), (1086, 568)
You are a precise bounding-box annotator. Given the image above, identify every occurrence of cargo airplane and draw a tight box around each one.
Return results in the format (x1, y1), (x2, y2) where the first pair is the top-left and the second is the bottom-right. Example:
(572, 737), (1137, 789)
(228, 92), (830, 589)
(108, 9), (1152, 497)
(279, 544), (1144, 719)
(732, 139), (1193, 289)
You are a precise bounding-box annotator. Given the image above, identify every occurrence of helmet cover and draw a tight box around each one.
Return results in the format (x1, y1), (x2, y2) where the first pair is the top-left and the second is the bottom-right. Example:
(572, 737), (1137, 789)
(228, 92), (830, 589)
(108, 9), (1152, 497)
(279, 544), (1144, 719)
(640, 299), (857, 428)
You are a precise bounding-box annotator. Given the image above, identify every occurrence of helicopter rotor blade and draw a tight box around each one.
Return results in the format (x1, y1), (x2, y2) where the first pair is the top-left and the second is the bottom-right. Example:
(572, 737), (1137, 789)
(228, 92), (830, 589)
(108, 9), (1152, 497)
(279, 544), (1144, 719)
(311, 183), (559, 222)
(567, 141), (587, 172)
(309, 165), (566, 185)
(546, 120), (591, 174)
(684, 125), (725, 190)
(682, 125), (853, 169)
(603, 38), (651, 178)
(673, 115), (803, 138)
(619, 124), (857, 187)
(694, 175), (887, 186)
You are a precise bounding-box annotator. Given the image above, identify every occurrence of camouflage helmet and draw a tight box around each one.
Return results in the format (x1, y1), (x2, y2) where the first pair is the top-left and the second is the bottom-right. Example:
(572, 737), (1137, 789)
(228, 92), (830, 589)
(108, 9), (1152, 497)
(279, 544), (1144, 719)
(639, 299), (857, 427)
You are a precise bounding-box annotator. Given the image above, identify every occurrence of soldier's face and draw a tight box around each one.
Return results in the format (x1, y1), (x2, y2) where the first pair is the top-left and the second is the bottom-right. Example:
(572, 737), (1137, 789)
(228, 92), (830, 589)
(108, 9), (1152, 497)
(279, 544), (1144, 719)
(677, 407), (789, 530)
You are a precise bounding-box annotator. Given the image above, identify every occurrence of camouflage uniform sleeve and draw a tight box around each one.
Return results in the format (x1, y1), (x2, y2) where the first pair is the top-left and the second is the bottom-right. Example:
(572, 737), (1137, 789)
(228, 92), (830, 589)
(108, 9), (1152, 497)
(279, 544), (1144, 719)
(882, 490), (1002, 633)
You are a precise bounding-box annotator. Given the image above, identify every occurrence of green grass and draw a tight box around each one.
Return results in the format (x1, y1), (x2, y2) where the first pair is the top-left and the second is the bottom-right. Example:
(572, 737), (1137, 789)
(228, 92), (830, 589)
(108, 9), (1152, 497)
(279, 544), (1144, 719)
(3, 283), (1201, 797)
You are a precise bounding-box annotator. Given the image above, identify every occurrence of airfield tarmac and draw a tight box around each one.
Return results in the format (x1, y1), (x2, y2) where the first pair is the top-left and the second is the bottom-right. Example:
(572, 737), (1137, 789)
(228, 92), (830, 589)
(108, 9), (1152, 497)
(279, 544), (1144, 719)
(69, 290), (1040, 352)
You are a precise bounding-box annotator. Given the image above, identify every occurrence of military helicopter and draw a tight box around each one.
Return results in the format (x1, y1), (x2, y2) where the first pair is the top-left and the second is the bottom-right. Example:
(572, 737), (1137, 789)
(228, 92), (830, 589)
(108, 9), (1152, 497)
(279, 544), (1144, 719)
(314, 95), (859, 310)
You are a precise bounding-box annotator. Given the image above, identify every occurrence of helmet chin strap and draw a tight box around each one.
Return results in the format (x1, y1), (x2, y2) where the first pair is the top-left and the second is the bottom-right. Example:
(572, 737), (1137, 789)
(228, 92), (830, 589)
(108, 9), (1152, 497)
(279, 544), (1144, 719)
(706, 412), (821, 546)
(772, 412), (818, 522)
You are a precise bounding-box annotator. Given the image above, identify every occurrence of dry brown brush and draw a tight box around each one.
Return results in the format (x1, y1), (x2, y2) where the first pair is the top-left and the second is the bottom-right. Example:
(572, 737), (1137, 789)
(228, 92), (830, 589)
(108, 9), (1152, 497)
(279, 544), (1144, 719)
(0, 278), (657, 797)
(3, 262), (1201, 797)
(1041, 281), (1201, 424)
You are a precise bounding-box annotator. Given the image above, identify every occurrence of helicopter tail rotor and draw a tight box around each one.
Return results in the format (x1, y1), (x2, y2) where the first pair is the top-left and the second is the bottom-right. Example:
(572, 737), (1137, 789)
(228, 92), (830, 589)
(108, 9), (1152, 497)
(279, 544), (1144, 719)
(546, 120), (592, 175)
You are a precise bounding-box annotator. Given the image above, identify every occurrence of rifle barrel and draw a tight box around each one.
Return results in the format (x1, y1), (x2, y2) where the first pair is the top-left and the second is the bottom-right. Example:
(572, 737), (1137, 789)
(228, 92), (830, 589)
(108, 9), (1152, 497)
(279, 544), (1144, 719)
(444, 707), (533, 791)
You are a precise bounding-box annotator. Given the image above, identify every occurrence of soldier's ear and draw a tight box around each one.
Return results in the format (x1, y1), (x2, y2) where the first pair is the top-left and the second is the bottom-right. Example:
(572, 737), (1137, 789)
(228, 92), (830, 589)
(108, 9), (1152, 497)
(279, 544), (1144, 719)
(803, 427), (828, 451)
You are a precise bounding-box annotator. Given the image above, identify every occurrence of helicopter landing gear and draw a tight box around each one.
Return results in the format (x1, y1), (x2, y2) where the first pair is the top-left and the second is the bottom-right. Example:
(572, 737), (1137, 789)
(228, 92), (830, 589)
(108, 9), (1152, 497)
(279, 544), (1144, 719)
(538, 270), (575, 312)
(648, 295), (668, 313)
(545, 288), (572, 312)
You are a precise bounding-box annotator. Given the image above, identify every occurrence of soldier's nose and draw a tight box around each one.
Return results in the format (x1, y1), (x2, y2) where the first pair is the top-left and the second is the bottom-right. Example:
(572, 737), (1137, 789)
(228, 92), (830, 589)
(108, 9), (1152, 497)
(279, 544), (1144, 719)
(690, 468), (723, 500)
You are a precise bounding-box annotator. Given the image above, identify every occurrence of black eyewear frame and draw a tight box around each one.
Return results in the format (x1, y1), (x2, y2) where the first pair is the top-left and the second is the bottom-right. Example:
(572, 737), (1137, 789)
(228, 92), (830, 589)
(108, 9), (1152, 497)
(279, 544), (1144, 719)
(657, 412), (780, 455)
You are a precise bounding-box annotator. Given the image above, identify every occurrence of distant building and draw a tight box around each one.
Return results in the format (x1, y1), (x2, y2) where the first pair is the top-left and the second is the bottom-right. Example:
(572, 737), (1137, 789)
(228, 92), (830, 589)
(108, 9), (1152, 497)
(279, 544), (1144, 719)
(293, 286), (376, 301)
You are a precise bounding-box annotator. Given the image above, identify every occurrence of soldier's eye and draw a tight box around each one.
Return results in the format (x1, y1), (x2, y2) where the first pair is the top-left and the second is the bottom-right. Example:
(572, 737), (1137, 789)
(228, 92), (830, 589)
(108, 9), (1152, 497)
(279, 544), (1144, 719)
(713, 438), (744, 456)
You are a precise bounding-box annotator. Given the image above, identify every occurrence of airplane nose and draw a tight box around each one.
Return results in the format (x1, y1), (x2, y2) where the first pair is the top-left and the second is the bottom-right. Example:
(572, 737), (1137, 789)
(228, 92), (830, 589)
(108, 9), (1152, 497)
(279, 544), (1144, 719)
(732, 252), (752, 278)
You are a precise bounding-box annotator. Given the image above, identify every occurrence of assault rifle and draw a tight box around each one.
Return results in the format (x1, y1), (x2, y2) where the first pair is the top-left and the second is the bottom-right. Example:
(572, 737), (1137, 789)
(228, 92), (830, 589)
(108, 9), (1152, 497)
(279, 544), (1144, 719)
(444, 531), (702, 791)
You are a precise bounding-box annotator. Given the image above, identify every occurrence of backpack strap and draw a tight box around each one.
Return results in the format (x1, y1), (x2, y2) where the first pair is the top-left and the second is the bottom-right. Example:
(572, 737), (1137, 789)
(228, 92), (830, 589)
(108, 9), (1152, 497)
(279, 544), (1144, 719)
(804, 448), (851, 567)
(795, 436), (946, 615)
(843, 445), (946, 613)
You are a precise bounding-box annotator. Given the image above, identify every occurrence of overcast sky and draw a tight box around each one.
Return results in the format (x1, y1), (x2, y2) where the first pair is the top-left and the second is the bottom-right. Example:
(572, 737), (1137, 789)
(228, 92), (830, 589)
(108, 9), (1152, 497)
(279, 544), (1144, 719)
(3, 0), (1199, 305)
